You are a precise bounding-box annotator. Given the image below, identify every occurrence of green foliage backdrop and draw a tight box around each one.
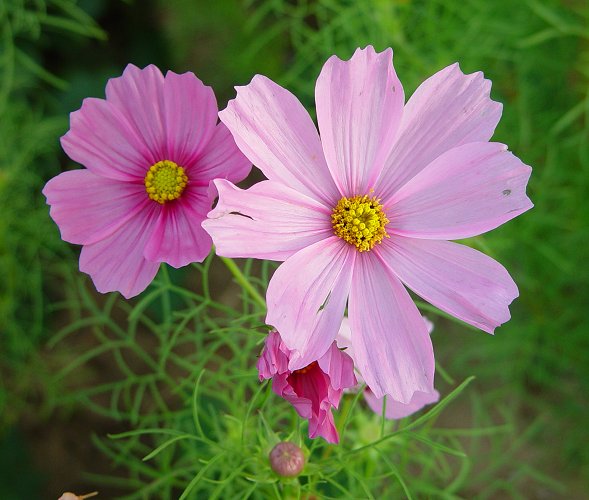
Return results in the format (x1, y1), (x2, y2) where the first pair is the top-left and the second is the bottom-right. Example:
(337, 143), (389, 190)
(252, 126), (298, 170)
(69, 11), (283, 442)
(1, 0), (588, 497)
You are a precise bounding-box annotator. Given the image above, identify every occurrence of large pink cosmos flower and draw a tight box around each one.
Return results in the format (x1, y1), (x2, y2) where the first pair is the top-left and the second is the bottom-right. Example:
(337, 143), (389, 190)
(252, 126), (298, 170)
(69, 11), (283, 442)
(257, 330), (357, 443)
(204, 46), (533, 404)
(337, 317), (439, 420)
(43, 64), (250, 298)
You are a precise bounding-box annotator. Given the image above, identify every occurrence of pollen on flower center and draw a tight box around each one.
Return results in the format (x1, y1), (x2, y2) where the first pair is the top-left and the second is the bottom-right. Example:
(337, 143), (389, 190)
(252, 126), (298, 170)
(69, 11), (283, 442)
(144, 160), (188, 204)
(331, 194), (389, 252)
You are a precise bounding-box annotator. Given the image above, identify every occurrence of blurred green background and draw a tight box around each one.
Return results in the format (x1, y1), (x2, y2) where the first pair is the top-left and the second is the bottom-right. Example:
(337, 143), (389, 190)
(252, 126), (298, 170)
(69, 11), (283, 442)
(1, 0), (588, 498)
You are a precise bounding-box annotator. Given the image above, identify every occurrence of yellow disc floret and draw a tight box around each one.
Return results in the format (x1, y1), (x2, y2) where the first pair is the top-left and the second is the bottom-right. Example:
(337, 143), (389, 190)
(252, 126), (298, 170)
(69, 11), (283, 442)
(144, 160), (188, 204)
(331, 194), (389, 252)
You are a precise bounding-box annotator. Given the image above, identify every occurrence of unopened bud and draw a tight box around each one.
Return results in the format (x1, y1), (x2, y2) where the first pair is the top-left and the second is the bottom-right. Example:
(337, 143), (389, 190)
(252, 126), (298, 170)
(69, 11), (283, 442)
(269, 442), (305, 477)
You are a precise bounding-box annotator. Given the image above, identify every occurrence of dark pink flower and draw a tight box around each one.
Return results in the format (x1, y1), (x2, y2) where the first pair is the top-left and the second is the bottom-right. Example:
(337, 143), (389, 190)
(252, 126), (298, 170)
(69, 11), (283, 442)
(44, 64), (250, 298)
(258, 330), (357, 443)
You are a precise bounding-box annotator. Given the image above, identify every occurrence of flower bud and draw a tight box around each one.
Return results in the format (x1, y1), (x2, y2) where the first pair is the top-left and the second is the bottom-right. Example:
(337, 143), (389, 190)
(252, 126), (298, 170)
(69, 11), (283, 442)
(269, 442), (305, 477)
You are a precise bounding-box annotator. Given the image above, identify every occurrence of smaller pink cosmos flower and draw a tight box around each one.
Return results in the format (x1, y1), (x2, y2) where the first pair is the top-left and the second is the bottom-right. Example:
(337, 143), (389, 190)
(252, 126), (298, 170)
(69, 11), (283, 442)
(257, 330), (357, 443)
(337, 317), (439, 419)
(43, 64), (250, 298)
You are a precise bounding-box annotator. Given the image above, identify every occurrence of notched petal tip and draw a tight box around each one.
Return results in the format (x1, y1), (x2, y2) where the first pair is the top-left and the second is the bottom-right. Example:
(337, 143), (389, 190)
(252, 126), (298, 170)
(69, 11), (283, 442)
(234, 74), (271, 95)
(203, 178), (237, 219)
(122, 62), (163, 77)
(68, 96), (102, 123)
(122, 62), (141, 73)
(328, 45), (394, 67)
(164, 68), (198, 80)
(162, 69), (214, 100)
(354, 44), (393, 59)
(445, 61), (503, 108)
(103, 64), (163, 97)
(218, 89), (246, 126)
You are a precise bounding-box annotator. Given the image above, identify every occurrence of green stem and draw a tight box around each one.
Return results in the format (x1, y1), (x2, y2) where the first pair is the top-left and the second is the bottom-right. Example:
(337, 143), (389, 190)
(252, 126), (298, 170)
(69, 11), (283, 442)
(220, 256), (267, 310)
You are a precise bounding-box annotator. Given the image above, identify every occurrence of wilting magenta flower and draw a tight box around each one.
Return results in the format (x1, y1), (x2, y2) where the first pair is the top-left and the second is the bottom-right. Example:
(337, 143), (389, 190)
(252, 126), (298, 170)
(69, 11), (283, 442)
(257, 330), (357, 443)
(337, 317), (439, 419)
(43, 64), (250, 298)
(205, 46), (533, 404)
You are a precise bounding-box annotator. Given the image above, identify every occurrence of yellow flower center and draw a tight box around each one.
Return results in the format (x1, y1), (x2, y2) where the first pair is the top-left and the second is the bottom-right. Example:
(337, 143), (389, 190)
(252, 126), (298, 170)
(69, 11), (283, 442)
(144, 160), (188, 204)
(331, 194), (389, 252)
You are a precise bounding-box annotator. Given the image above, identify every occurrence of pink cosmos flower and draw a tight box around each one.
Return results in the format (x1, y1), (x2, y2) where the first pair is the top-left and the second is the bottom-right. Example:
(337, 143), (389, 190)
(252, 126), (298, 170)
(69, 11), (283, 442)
(337, 317), (439, 419)
(43, 64), (251, 298)
(257, 330), (357, 443)
(204, 46), (533, 404)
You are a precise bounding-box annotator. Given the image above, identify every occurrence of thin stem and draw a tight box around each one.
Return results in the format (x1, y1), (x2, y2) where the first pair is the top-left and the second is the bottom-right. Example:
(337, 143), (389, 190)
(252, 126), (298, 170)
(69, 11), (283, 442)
(220, 256), (267, 310)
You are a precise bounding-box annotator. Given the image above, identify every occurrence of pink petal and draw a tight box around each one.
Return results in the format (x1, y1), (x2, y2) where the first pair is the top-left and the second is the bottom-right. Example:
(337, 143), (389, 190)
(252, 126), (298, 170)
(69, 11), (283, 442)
(335, 317), (353, 352)
(143, 186), (212, 267)
(379, 237), (519, 333)
(308, 408), (339, 444)
(219, 75), (340, 206)
(43, 170), (149, 245)
(272, 374), (313, 420)
(317, 342), (357, 392)
(61, 97), (152, 182)
(315, 46), (404, 195)
(377, 63), (503, 200)
(348, 252), (435, 403)
(257, 331), (289, 380)
(387, 142), (533, 239)
(162, 70), (218, 167)
(192, 122), (251, 186)
(203, 179), (333, 261)
(364, 388), (439, 419)
(266, 238), (355, 370)
(105, 64), (166, 161)
(79, 203), (160, 298)
(336, 315), (435, 388)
